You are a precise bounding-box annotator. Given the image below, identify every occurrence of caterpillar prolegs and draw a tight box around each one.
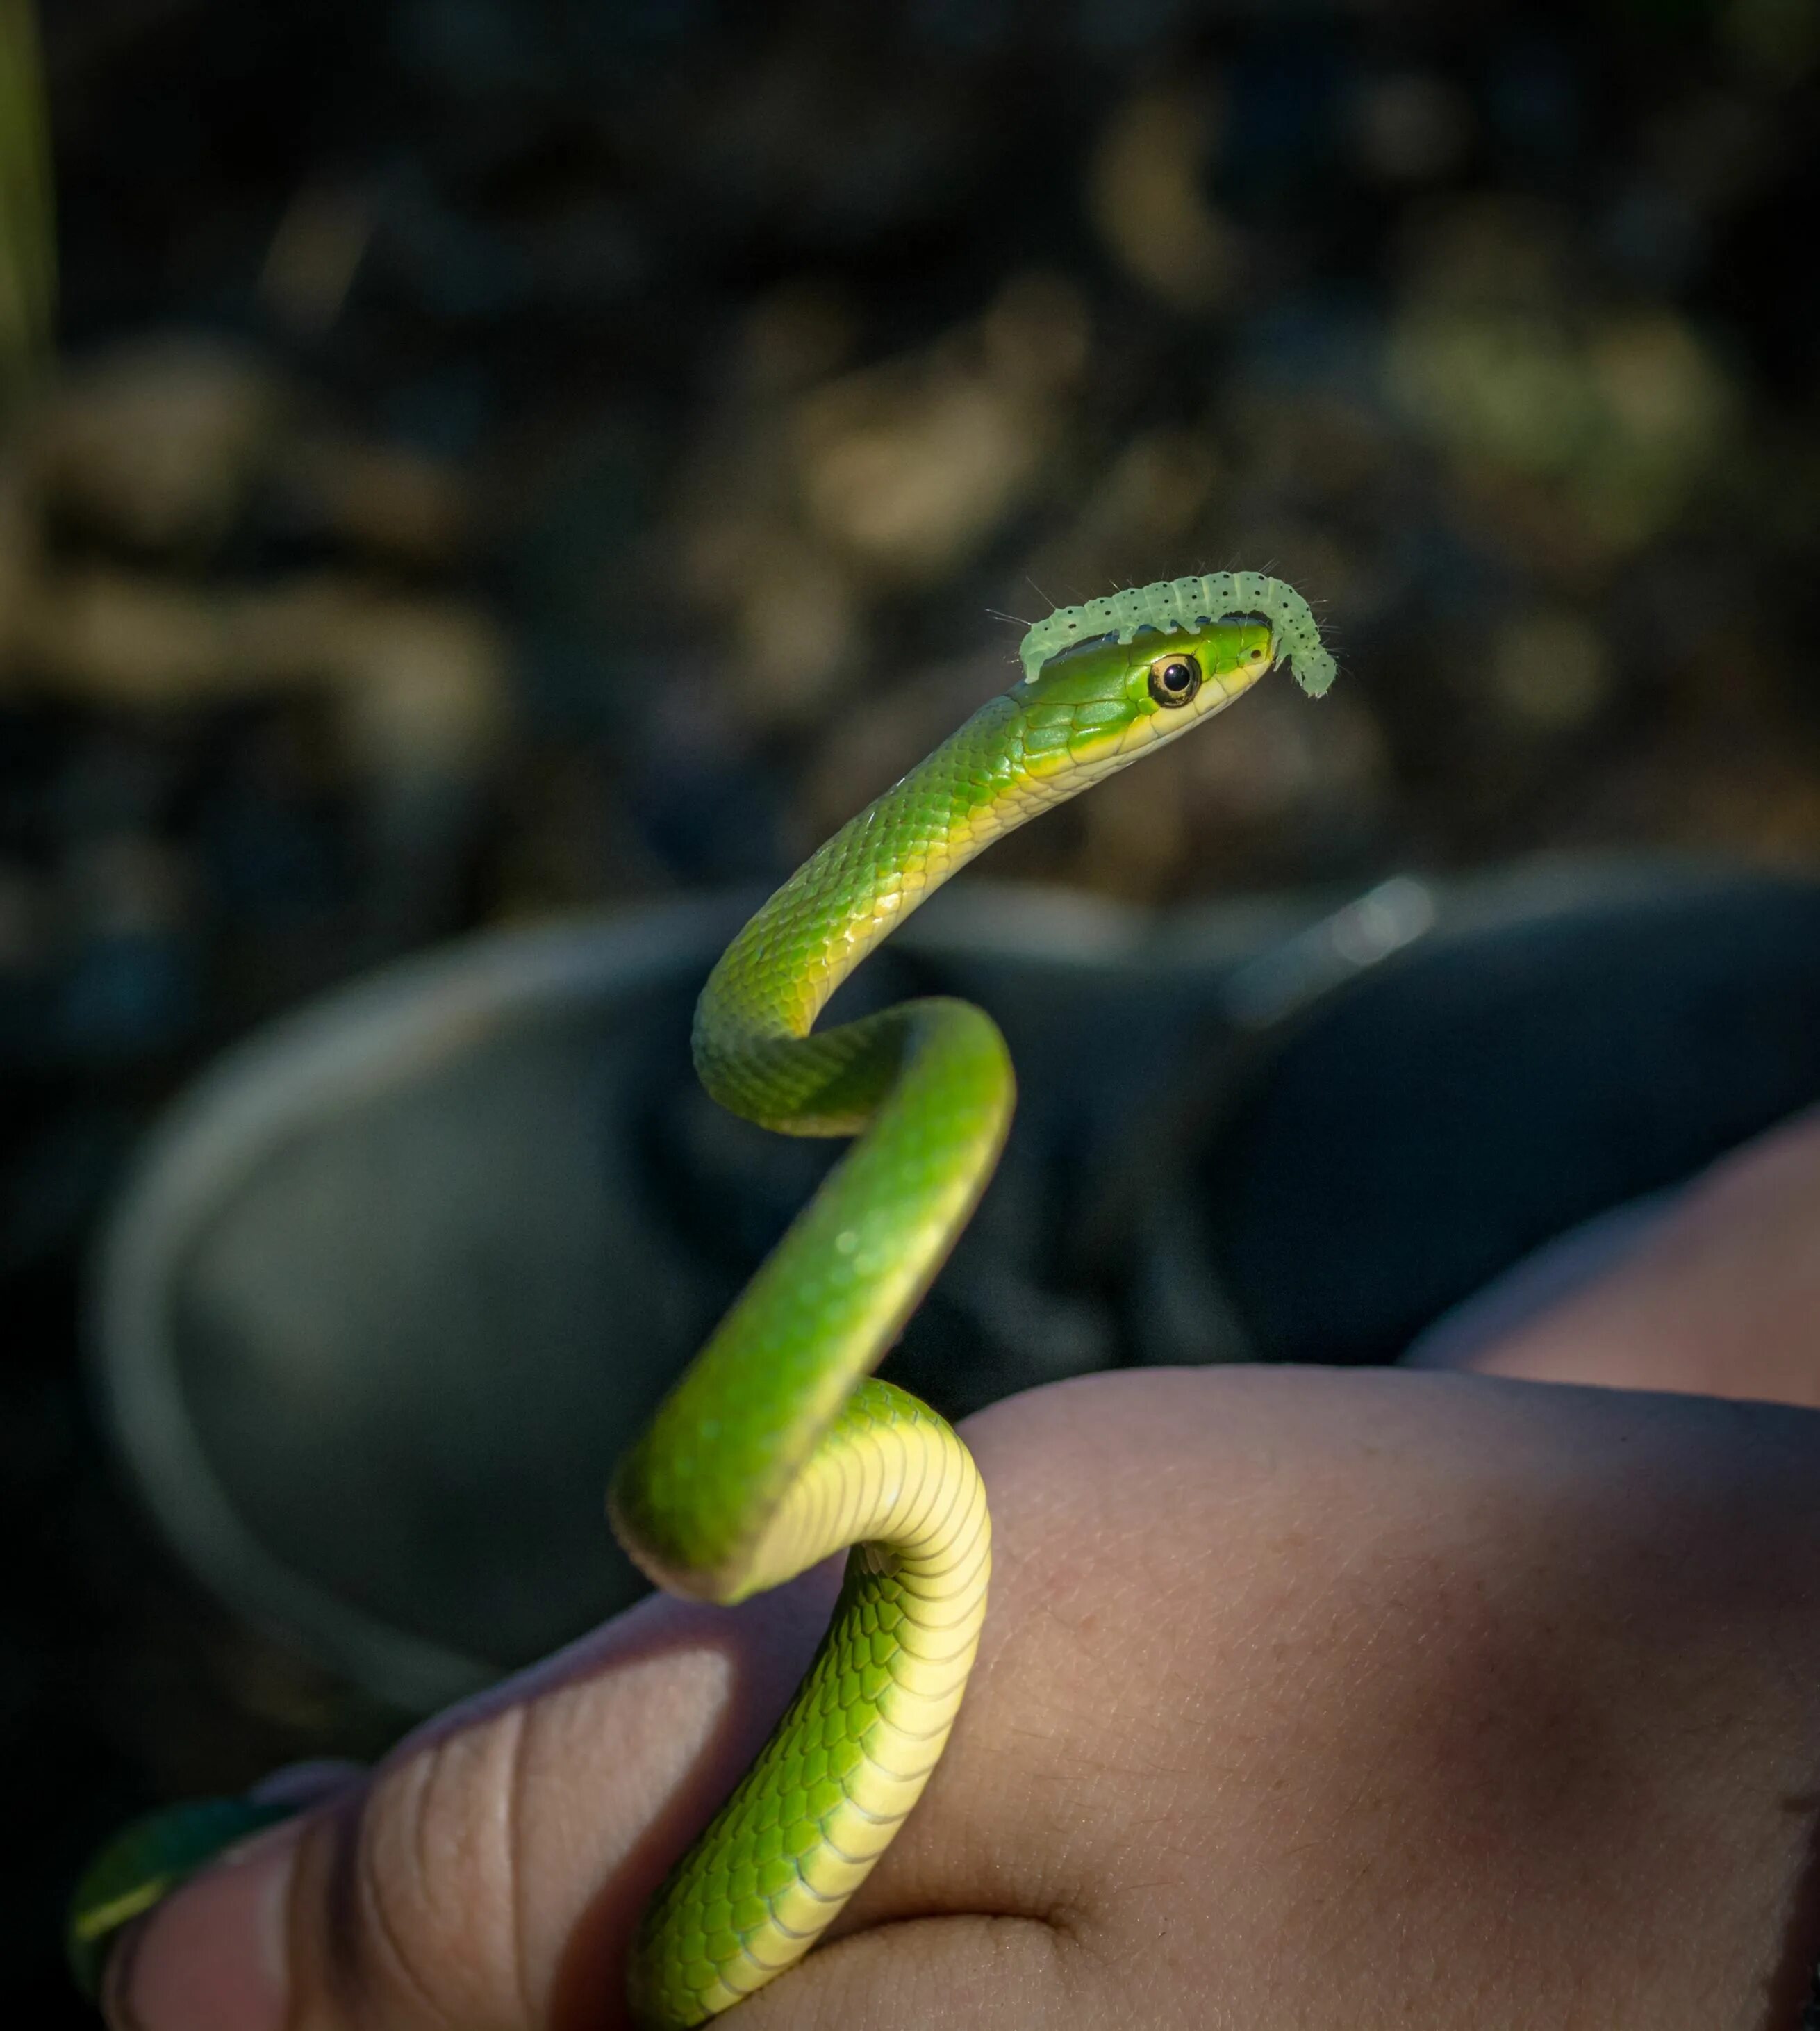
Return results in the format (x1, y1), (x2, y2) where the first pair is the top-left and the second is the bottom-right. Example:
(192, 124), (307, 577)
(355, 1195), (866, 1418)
(1018, 570), (1335, 697)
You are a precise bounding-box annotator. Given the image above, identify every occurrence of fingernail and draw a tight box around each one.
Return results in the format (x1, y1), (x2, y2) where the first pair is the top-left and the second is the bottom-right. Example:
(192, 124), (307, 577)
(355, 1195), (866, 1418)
(104, 1819), (299, 2031)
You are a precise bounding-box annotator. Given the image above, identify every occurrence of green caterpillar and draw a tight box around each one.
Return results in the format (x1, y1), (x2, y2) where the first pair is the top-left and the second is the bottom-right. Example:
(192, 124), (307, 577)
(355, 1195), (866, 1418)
(1018, 570), (1336, 696)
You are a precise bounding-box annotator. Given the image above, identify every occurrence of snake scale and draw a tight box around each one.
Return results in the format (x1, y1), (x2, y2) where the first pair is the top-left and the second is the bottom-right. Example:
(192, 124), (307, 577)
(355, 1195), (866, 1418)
(69, 572), (1332, 2025)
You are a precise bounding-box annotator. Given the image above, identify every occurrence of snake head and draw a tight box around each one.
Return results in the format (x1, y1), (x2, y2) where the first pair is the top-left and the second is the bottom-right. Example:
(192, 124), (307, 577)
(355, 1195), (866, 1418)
(1011, 614), (1280, 781)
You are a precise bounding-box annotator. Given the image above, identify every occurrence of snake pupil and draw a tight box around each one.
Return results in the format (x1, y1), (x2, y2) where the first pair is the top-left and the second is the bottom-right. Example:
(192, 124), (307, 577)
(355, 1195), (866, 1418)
(1148, 653), (1201, 708)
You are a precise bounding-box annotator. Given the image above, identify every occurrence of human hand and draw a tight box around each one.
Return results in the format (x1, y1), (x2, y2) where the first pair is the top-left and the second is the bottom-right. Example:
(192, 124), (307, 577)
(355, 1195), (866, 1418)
(104, 1350), (1820, 2031)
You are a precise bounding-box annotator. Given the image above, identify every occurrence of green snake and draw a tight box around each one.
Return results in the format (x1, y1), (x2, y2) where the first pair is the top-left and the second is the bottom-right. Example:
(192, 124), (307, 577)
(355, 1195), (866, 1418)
(69, 571), (1333, 2025)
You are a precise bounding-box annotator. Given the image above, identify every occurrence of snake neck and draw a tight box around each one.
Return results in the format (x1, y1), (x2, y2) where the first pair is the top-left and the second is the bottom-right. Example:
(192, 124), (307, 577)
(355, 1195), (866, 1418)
(691, 692), (1043, 1132)
(617, 693), (1031, 1588)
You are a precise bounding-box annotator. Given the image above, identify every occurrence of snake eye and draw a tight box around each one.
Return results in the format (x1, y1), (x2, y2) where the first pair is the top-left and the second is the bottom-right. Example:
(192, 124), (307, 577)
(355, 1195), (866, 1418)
(1148, 652), (1201, 708)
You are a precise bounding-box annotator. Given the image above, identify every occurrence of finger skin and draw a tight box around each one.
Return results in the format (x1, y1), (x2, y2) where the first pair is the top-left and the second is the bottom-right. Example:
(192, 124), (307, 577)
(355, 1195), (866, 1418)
(117, 1364), (1820, 2031)
(762, 1370), (1820, 2031)
(247, 1763), (367, 1811)
(1434, 1105), (1820, 1410)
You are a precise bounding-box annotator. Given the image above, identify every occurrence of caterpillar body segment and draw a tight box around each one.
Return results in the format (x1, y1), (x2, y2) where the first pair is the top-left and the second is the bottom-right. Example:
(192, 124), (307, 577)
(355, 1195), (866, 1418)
(1018, 571), (1334, 698)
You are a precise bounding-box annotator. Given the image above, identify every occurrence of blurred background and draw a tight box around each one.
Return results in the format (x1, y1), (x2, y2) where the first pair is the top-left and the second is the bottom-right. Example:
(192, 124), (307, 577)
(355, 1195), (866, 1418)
(6, 0), (1820, 2016)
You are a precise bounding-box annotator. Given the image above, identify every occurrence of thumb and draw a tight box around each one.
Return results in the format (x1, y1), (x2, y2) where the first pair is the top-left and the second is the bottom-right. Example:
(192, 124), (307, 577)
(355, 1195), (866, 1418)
(104, 1572), (841, 2031)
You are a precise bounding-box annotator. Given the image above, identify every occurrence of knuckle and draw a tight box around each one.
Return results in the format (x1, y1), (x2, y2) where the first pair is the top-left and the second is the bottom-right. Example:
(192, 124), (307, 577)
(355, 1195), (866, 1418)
(308, 1713), (535, 2029)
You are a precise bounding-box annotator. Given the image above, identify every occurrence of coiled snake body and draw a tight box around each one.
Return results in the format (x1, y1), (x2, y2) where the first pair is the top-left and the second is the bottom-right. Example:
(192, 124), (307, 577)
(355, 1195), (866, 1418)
(70, 573), (1333, 2026)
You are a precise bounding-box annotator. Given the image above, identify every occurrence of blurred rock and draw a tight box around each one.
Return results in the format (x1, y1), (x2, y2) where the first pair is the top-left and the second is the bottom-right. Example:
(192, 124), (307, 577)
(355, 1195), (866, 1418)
(710, 528), (863, 723)
(1721, 0), (1820, 83)
(792, 273), (1089, 583)
(0, 857), (41, 971)
(1350, 71), (1473, 185)
(0, 468), (31, 689)
(27, 338), (281, 555)
(7, 566), (508, 774)
(1074, 427), (1220, 550)
(1089, 83), (1233, 313)
(677, 274), (1088, 728)
(1489, 609), (1613, 731)
(0, 327), (511, 1078)
(274, 431), (473, 567)
(56, 835), (197, 1060)
(317, 589), (511, 778)
(61, 832), (191, 942)
(1387, 197), (1739, 566)
(259, 183), (376, 340)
